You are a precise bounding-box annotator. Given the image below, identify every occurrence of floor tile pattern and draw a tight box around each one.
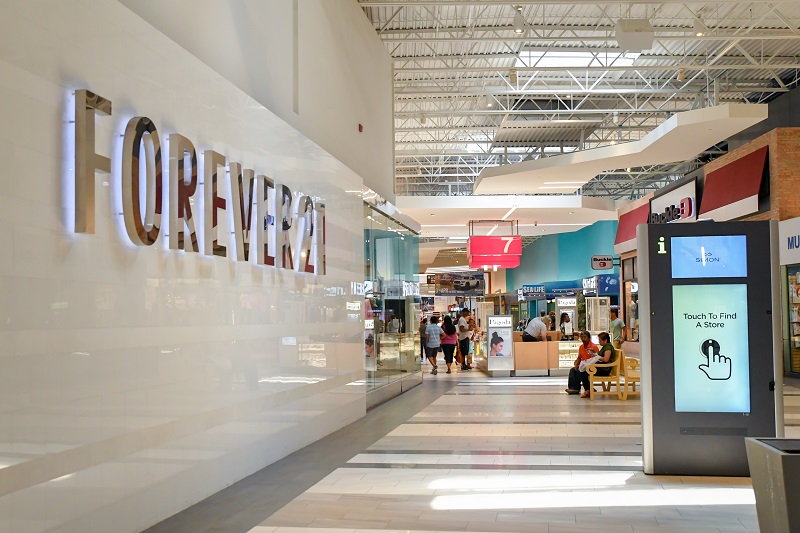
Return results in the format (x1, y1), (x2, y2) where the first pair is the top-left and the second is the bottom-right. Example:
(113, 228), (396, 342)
(248, 374), (800, 533)
(149, 363), (800, 533)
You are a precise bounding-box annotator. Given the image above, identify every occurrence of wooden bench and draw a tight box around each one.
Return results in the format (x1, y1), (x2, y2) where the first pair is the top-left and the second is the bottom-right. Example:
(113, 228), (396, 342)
(586, 349), (624, 400)
(622, 354), (641, 400)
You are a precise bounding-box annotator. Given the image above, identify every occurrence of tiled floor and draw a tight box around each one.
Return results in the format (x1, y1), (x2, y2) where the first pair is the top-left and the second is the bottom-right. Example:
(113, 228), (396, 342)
(147, 359), (800, 533)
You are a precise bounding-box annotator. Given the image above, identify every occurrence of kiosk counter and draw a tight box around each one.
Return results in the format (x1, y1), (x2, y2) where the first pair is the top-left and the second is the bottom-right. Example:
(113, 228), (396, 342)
(512, 331), (579, 376)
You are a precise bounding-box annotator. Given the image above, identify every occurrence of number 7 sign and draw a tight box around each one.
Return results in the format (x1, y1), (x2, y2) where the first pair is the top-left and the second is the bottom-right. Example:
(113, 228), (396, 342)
(468, 236), (522, 256)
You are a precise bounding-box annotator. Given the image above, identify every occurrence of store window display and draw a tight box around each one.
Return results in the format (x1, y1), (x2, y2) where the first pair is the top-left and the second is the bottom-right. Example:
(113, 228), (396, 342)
(364, 205), (421, 392)
(787, 266), (800, 373)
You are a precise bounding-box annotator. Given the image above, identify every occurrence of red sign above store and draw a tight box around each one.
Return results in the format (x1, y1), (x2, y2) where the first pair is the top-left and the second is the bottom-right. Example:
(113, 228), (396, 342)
(468, 236), (522, 256)
(468, 235), (522, 270)
(468, 255), (521, 270)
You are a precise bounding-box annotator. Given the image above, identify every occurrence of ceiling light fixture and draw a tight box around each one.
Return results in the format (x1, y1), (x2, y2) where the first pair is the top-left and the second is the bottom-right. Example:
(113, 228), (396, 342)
(513, 7), (525, 34)
(420, 114), (427, 125)
(677, 68), (686, 82)
(501, 206), (517, 220)
(509, 68), (518, 85)
(694, 19), (707, 37)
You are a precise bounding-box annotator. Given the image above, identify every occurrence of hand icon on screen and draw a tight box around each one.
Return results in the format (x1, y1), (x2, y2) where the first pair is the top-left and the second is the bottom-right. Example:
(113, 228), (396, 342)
(698, 338), (732, 380)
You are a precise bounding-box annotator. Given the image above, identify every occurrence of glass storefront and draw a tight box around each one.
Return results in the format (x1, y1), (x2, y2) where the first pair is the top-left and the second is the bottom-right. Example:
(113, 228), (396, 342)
(786, 266), (800, 374)
(622, 256), (639, 342)
(364, 205), (422, 392)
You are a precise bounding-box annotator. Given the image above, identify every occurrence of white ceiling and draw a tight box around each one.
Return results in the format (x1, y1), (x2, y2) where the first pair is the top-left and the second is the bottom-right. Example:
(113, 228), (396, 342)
(397, 195), (617, 238)
(473, 103), (768, 194)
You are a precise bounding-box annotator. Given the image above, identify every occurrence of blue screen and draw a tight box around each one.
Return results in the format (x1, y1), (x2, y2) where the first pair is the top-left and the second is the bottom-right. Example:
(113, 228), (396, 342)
(671, 235), (747, 279)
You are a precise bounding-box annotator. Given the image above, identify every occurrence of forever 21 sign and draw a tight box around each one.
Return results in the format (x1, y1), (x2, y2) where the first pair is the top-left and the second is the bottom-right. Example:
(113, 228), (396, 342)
(72, 89), (325, 274)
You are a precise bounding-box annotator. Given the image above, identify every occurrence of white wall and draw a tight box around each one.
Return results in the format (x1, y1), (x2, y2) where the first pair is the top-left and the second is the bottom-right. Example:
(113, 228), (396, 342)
(0, 1), (365, 531)
(119, 0), (396, 203)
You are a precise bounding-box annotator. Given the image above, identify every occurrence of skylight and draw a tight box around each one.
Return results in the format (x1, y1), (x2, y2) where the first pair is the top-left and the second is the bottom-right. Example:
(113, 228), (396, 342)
(515, 50), (641, 69)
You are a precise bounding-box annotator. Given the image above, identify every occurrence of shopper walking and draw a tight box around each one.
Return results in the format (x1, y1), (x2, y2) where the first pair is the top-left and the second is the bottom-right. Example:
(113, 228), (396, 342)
(441, 316), (458, 373)
(609, 309), (626, 350)
(418, 317), (428, 360)
(457, 308), (473, 370)
(425, 315), (444, 374)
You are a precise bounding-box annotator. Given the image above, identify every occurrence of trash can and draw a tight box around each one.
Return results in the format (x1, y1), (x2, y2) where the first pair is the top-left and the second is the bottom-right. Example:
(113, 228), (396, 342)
(745, 438), (800, 533)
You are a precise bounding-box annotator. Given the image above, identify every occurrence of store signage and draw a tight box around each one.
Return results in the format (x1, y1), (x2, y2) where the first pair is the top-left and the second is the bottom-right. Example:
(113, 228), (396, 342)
(583, 277), (597, 290)
(469, 255), (520, 269)
(557, 298), (577, 307)
(404, 281), (420, 297)
(779, 217), (800, 266)
(591, 255), (614, 270)
(346, 301), (361, 311)
(350, 282), (365, 296)
(468, 235), (522, 270)
(521, 284), (545, 296)
(364, 319), (375, 330)
(70, 89), (326, 274)
(384, 281), (420, 299)
(649, 180), (696, 224)
(488, 316), (513, 328)
(468, 236), (522, 256)
(597, 274), (620, 295)
(487, 315), (514, 372)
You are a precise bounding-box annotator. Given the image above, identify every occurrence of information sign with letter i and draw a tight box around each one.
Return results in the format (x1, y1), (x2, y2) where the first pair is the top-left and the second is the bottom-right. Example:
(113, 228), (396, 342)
(637, 221), (783, 476)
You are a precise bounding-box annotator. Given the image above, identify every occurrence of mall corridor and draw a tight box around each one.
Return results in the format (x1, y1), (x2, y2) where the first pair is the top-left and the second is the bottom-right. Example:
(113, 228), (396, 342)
(145, 370), (800, 533)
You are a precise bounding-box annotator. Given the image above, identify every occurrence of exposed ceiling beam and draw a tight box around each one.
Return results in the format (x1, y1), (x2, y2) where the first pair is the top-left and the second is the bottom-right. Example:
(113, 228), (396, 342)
(380, 34), (800, 43)
(394, 63), (800, 73)
(394, 88), (784, 97)
(360, 0), (789, 4)
(395, 109), (694, 116)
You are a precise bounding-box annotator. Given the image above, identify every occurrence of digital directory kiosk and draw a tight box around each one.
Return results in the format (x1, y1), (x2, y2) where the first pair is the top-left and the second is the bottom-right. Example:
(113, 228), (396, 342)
(638, 221), (784, 476)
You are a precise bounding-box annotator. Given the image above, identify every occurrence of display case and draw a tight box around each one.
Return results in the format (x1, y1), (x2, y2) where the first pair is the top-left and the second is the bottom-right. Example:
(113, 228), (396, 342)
(586, 296), (611, 333)
(554, 341), (582, 375)
(787, 268), (800, 373)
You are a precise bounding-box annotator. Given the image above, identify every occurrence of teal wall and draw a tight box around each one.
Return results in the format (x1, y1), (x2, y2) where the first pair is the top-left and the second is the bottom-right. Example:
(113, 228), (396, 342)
(507, 220), (619, 288)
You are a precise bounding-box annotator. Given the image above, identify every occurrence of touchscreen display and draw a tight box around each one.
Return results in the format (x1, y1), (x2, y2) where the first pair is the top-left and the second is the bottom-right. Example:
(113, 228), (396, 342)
(671, 235), (747, 278)
(672, 284), (750, 413)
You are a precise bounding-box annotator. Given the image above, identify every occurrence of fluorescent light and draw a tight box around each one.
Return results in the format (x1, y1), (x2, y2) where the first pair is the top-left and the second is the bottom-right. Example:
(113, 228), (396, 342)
(421, 224), (464, 228)
(486, 224), (499, 235)
(519, 223), (587, 227)
(543, 181), (586, 185)
(501, 206), (517, 220)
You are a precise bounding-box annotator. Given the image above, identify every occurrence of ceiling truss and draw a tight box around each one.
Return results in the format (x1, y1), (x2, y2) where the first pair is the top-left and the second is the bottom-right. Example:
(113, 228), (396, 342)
(361, 1), (800, 199)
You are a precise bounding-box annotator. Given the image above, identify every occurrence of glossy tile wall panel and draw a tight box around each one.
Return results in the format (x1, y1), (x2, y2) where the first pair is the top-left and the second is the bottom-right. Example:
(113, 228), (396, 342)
(0, 0), (366, 531)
